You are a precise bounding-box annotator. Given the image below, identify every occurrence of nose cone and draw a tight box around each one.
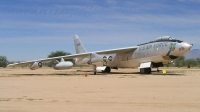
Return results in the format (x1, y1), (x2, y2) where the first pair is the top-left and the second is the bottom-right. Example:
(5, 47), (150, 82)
(183, 42), (193, 51)
(176, 42), (193, 56)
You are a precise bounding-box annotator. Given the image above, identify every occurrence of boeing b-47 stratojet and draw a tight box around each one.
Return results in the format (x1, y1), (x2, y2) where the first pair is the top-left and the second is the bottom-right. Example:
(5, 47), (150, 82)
(8, 35), (193, 74)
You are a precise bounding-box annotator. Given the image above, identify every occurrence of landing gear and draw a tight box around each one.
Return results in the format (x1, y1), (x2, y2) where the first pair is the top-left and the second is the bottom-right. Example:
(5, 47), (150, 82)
(93, 65), (96, 75)
(93, 66), (111, 75)
(104, 66), (111, 73)
(140, 67), (151, 74)
(157, 68), (160, 72)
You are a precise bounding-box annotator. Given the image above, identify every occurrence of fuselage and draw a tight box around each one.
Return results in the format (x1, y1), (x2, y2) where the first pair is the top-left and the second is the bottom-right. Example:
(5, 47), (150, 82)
(75, 36), (192, 68)
(106, 41), (191, 68)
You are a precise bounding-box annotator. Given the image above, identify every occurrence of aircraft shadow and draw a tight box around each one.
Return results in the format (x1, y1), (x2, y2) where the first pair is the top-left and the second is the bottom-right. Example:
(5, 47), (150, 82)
(10, 70), (184, 76)
(76, 69), (185, 76)
(95, 70), (185, 76)
(11, 73), (84, 76)
(11, 74), (45, 76)
(151, 72), (185, 76)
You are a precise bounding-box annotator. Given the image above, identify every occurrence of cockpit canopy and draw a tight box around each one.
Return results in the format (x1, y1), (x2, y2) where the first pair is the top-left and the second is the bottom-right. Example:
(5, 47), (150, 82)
(155, 36), (173, 41)
(137, 36), (183, 46)
(154, 36), (183, 43)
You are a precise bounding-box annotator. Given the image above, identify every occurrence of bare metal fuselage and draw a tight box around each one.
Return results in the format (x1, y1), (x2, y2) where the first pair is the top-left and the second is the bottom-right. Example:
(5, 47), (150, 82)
(77, 41), (191, 68)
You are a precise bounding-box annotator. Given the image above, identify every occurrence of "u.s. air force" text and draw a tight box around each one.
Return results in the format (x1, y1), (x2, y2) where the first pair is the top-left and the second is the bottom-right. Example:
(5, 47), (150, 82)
(139, 43), (168, 51)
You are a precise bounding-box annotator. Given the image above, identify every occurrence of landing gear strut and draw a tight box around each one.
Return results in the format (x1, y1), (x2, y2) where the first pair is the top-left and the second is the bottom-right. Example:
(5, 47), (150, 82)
(140, 67), (151, 74)
(93, 65), (96, 75)
(157, 68), (160, 72)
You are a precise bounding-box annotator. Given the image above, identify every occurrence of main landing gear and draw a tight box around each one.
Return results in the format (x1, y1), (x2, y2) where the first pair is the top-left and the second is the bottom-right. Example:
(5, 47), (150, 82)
(140, 67), (151, 74)
(93, 66), (111, 75)
(93, 65), (97, 75)
(103, 66), (111, 73)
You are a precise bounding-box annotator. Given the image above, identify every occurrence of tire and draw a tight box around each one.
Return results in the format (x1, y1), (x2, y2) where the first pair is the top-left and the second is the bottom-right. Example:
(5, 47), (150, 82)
(147, 68), (151, 74)
(140, 68), (145, 74)
(140, 68), (151, 74)
(104, 67), (111, 73)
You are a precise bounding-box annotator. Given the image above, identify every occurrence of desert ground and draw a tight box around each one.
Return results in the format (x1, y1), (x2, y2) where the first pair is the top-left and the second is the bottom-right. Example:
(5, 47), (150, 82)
(0, 67), (200, 112)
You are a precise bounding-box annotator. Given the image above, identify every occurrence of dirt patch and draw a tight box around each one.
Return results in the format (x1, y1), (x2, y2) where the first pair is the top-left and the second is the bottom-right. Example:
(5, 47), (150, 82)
(0, 68), (200, 112)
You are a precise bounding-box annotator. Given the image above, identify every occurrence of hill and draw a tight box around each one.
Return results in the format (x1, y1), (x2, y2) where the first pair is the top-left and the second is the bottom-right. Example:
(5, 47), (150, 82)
(185, 49), (200, 59)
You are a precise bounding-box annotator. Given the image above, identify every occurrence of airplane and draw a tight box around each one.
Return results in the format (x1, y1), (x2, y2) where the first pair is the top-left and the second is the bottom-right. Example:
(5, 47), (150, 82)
(8, 35), (193, 74)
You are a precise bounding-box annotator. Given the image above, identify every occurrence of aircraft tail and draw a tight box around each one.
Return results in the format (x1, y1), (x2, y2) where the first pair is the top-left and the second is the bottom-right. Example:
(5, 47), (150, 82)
(73, 35), (87, 54)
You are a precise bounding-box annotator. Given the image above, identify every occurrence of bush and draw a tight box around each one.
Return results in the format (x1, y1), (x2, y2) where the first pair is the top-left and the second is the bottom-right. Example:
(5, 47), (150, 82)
(0, 56), (8, 67)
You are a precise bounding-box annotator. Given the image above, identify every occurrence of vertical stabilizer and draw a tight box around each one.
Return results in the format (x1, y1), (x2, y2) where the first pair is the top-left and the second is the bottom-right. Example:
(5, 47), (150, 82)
(73, 35), (87, 54)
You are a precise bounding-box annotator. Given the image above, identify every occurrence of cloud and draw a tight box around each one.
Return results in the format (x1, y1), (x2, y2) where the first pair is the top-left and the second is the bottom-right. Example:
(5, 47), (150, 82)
(117, 14), (200, 26)
(0, 1), (200, 50)
(0, 36), (71, 44)
(106, 0), (118, 5)
(1, 0), (199, 28)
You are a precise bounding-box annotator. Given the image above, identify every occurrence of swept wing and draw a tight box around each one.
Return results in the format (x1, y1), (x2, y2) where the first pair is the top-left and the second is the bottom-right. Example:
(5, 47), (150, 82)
(8, 46), (138, 67)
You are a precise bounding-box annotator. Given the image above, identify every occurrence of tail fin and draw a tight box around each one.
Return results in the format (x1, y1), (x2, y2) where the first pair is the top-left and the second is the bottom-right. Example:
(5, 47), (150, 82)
(73, 35), (87, 54)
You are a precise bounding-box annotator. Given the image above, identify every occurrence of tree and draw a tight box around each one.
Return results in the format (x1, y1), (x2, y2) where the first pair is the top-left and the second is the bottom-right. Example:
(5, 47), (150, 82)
(48, 51), (71, 58)
(47, 51), (73, 67)
(175, 56), (185, 67)
(0, 56), (8, 67)
(196, 58), (200, 68)
(185, 59), (197, 68)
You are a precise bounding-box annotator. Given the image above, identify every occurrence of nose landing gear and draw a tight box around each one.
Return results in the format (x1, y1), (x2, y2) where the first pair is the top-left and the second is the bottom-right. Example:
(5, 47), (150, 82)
(140, 67), (151, 74)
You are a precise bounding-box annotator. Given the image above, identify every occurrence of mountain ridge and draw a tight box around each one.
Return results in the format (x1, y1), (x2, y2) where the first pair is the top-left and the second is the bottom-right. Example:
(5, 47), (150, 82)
(184, 49), (200, 59)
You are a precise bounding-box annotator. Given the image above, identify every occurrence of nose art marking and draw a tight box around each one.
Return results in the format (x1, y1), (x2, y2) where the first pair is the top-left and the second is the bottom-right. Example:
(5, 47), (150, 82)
(166, 43), (176, 56)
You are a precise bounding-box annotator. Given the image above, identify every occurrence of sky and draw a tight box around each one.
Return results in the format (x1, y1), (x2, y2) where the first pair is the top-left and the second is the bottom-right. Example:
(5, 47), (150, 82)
(0, 0), (200, 61)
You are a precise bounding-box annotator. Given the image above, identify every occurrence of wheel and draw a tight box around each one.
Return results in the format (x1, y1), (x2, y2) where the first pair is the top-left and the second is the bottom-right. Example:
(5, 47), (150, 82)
(140, 68), (151, 74)
(105, 67), (111, 73)
(103, 67), (111, 73)
(140, 68), (145, 74)
(94, 71), (96, 75)
(147, 68), (151, 74)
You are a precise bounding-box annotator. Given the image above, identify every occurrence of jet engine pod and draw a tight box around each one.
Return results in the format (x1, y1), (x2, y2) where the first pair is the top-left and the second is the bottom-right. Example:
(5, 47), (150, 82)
(30, 62), (42, 70)
(102, 56), (114, 62)
(53, 61), (73, 70)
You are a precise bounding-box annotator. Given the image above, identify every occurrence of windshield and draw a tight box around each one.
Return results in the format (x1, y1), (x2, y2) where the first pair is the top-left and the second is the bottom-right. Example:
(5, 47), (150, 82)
(154, 36), (183, 43)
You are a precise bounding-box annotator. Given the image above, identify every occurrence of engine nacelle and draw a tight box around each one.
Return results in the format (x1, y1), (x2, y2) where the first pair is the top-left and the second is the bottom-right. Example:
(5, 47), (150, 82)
(53, 61), (73, 70)
(30, 62), (42, 70)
